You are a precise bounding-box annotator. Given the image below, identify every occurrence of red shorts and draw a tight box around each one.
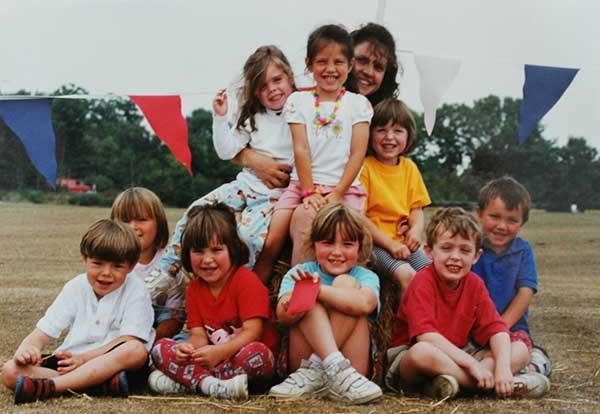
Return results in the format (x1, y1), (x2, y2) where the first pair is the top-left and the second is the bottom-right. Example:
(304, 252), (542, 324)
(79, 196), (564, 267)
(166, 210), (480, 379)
(510, 330), (533, 352)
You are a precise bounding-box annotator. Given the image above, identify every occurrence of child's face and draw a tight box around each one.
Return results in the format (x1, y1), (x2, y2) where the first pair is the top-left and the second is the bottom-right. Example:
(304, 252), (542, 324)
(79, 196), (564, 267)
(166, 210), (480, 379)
(425, 230), (481, 289)
(190, 242), (234, 289)
(477, 197), (524, 254)
(83, 256), (134, 299)
(371, 121), (408, 165)
(126, 217), (158, 259)
(258, 63), (293, 112)
(314, 230), (359, 276)
(307, 42), (352, 100)
(353, 41), (387, 97)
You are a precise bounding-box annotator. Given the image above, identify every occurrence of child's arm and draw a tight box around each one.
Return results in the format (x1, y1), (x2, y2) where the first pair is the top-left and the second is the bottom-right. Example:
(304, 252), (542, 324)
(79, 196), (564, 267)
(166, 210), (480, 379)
(489, 331), (514, 397)
(324, 121), (369, 204)
(155, 318), (185, 341)
(13, 328), (51, 366)
(501, 287), (535, 329)
(190, 318), (264, 369)
(319, 282), (377, 316)
(417, 332), (494, 389)
(291, 123), (326, 210)
(404, 207), (425, 252)
(211, 90), (251, 161)
(276, 292), (306, 325)
(364, 216), (411, 260)
(54, 335), (142, 374)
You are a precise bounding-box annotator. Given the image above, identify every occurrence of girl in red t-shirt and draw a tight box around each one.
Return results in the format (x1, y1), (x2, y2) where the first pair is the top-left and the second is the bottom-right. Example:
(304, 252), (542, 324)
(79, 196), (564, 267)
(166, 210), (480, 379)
(150, 203), (276, 400)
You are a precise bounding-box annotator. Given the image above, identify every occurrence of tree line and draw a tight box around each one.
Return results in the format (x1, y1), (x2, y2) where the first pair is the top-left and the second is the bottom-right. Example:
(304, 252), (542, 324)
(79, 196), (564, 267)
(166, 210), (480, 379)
(1, 85), (599, 211)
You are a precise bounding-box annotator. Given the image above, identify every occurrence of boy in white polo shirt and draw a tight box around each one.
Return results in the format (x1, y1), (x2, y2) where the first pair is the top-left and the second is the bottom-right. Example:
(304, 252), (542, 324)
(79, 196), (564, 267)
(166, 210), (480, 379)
(2, 219), (155, 404)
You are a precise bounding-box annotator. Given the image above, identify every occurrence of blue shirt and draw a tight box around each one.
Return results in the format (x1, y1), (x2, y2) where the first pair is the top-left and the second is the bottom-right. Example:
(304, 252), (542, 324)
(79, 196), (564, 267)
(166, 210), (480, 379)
(278, 261), (381, 315)
(472, 237), (537, 335)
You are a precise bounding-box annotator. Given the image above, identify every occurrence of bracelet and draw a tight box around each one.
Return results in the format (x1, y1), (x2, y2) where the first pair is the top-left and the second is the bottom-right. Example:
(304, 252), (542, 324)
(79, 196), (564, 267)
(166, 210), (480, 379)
(301, 188), (321, 198)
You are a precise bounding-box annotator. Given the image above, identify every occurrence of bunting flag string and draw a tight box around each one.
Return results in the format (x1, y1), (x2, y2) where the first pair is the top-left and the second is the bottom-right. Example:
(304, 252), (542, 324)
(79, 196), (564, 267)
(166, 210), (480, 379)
(518, 64), (580, 144)
(0, 98), (57, 188)
(0, 56), (583, 186)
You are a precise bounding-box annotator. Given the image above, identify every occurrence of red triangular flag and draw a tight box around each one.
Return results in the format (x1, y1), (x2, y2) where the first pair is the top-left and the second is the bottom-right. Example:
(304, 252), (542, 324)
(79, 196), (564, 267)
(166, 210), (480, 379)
(129, 95), (192, 174)
(287, 278), (321, 314)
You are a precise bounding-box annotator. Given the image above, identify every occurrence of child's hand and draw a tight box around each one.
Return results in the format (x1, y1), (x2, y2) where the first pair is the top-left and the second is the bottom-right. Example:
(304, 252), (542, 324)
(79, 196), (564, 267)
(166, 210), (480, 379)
(468, 360), (495, 390)
(494, 365), (514, 397)
(55, 351), (84, 374)
(291, 268), (321, 284)
(404, 228), (421, 252)
(212, 89), (228, 116)
(396, 220), (410, 238)
(323, 191), (342, 205)
(14, 345), (42, 366)
(192, 345), (225, 369)
(302, 192), (326, 212)
(389, 241), (411, 260)
(175, 342), (195, 362)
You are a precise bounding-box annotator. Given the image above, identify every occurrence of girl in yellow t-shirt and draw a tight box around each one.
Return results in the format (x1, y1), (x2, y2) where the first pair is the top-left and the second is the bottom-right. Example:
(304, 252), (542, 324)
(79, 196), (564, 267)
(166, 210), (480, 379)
(360, 98), (431, 296)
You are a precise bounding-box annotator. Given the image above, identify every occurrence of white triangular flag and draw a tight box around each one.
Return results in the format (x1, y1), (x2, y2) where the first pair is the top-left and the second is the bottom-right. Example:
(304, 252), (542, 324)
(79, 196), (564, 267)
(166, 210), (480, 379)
(415, 54), (461, 135)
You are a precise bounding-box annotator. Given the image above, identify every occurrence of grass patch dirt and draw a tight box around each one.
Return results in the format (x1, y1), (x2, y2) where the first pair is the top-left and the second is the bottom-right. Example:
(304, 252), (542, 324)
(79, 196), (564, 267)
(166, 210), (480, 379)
(0, 203), (599, 413)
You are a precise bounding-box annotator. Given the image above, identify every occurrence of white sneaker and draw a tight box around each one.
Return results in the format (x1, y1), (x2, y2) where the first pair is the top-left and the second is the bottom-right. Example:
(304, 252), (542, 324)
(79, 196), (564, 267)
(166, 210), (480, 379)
(513, 372), (550, 398)
(528, 346), (552, 377)
(423, 374), (459, 400)
(148, 370), (189, 395)
(206, 374), (248, 400)
(326, 359), (382, 404)
(269, 360), (329, 398)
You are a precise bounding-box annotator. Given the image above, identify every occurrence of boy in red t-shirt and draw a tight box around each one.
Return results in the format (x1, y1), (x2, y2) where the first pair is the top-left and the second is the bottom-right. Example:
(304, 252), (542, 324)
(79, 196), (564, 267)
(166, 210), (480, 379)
(385, 207), (550, 400)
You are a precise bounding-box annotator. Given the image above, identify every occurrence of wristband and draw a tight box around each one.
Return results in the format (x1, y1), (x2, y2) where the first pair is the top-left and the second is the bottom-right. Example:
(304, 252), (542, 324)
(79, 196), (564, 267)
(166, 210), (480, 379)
(301, 188), (321, 198)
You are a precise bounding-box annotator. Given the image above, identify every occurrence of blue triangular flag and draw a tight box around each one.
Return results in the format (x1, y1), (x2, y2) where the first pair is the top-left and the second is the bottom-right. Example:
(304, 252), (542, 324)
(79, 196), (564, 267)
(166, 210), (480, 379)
(519, 64), (579, 144)
(0, 98), (57, 188)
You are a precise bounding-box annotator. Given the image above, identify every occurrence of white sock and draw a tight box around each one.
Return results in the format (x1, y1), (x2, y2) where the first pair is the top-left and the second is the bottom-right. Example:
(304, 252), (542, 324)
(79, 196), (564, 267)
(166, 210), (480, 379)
(322, 351), (344, 369)
(309, 353), (323, 367)
(199, 376), (219, 395)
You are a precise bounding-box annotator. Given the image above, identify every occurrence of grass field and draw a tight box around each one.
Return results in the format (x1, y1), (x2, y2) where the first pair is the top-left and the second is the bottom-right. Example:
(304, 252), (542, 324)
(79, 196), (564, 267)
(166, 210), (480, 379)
(0, 202), (599, 413)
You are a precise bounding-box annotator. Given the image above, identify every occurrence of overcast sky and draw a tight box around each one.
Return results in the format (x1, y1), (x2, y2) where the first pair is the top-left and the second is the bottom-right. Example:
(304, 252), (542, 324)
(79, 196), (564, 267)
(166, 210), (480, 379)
(1, 0), (598, 150)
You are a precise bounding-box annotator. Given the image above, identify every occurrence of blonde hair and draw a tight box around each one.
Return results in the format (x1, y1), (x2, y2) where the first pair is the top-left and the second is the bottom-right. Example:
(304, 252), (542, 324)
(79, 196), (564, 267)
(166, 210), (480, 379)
(180, 203), (249, 273)
(80, 219), (141, 265)
(236, 45), (295, 132)
(110, 187), (169, 249)
(425, 207), (483, 251)
(308, 203), (372, 265)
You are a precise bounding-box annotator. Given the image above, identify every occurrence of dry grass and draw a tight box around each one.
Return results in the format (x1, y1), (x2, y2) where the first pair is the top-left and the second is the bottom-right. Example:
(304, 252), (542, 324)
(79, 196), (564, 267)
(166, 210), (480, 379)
(0, 203), (599, 413)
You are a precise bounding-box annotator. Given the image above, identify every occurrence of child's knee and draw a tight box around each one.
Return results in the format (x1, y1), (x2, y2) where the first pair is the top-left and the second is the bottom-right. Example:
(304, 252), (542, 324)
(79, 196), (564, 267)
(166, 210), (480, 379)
(332, 274), (360, 289)
(2, 360), (18, 388)
(403, 342), (438, 368)
(392, 265), (416, 290)
(114, 340), (149, 369)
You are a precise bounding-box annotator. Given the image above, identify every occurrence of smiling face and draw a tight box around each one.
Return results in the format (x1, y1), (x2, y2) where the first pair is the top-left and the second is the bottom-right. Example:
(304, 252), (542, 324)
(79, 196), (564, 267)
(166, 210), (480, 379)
(425, 230), (481, 289)
(477, 197), (524, 254)
(314, 226), (359, 276)
(126, 217), (158, 264)
(371, 121), (408, 165)
(257, 63), (293, 111)
(353, 41), (387, 97)
(307, 41), (352, 100)
(189, 242), (234, 290)
(84, 256), (133, 299)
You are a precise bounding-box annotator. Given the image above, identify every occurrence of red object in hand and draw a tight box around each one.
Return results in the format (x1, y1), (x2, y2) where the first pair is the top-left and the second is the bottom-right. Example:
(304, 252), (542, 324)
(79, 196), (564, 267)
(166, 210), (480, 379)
(287, 278), (321, 314)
